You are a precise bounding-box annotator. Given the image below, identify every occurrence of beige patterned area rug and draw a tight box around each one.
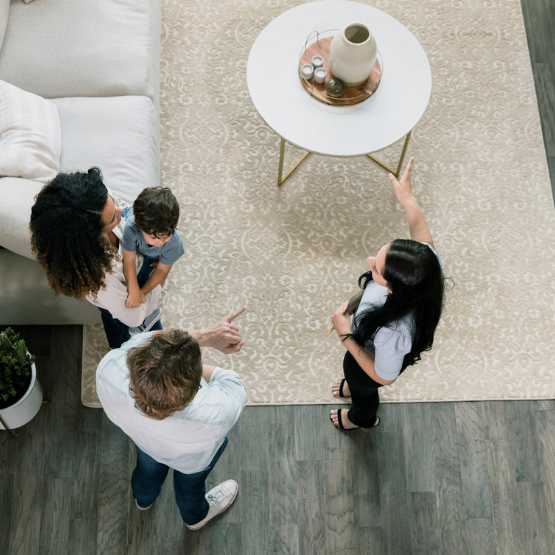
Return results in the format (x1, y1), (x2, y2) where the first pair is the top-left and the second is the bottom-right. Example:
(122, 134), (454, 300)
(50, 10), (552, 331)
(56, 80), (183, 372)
(82, 0), (555, 407)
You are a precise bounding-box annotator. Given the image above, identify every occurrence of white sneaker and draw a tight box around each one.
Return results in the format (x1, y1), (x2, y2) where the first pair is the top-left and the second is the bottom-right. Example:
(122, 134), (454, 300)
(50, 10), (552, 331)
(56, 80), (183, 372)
(135, 499), (153, 511)
(185, 480), (238, 531)
(129, 307), (163, 336)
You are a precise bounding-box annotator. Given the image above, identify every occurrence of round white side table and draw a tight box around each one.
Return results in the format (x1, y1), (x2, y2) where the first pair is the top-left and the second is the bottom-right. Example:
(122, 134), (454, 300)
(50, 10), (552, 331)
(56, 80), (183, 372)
(247, 0), (432, 186)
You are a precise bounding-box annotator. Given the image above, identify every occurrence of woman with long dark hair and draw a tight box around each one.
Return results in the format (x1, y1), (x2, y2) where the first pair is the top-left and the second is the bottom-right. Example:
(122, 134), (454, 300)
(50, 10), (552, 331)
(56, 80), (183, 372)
(30, 167), (163, 348)
(30, 168), (245, 352)
(330, 158), (445, 430)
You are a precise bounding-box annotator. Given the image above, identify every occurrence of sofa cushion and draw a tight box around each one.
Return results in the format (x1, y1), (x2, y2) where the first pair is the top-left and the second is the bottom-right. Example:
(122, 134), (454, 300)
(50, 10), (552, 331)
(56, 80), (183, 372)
(0, 79), (62, 183)
(53, 95), (159, 206)
(0, 1), (9, 51)
(0, 177), (42, 259)
(0, 95), (158, 260)
(0, 0), (160, 102)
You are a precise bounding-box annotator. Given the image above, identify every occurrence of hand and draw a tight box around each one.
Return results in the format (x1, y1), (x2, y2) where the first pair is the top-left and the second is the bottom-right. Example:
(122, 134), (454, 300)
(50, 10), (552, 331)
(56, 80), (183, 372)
(389, 157), (415, 207)
(125, 290), (147, 309)
(201, 307), (246, 354)
(331, 302), (352, 338)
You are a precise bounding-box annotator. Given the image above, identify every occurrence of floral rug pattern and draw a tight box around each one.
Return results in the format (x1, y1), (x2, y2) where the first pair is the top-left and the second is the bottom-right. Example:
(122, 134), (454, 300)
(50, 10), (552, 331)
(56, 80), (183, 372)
(82, 0), (555, 406)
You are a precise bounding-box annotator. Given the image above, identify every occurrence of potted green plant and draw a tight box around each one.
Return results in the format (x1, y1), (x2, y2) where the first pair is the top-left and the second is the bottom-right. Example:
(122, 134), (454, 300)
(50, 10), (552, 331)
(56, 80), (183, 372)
(0, 327), (43, 432)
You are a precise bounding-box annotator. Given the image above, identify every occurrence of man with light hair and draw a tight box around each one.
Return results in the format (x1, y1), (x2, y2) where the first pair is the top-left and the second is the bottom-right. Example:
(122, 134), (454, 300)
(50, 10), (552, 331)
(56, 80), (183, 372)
(96, 308), (246, 530)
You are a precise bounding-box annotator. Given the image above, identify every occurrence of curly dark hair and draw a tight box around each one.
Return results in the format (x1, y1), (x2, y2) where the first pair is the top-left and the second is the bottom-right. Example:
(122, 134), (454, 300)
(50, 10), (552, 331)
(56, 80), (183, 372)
(29, 167), (119, 300)
(133, 187), (180, 238)
(128, 330), (203, 419)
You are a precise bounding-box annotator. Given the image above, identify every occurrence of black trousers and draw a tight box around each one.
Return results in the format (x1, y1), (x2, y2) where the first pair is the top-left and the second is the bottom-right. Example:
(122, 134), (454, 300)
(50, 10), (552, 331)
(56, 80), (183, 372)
(343, 350), (383, 428)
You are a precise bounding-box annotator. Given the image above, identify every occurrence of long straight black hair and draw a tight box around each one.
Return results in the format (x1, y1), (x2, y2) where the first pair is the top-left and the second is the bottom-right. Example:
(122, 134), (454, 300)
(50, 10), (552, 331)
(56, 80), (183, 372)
(348, 239), (445, 372)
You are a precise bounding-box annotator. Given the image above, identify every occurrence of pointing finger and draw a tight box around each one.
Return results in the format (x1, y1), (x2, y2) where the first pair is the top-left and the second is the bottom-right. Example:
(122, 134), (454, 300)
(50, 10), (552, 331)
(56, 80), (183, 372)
(225, 306), (246, 323)
(403, 157), (414, 178)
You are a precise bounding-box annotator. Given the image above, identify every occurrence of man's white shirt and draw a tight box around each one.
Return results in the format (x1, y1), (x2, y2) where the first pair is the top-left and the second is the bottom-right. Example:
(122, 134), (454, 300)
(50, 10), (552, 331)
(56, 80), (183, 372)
(96, 332), (247, 473)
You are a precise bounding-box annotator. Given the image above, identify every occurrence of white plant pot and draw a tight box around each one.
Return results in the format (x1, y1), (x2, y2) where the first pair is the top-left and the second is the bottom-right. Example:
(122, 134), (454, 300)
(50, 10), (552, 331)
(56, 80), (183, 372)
(0, 363), (43, 430)
(329, 23), (378, 87)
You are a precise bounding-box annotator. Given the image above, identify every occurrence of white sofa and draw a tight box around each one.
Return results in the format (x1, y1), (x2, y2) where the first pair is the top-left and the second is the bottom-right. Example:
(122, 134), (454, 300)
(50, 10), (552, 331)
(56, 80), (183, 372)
(0, 0), (161, 324)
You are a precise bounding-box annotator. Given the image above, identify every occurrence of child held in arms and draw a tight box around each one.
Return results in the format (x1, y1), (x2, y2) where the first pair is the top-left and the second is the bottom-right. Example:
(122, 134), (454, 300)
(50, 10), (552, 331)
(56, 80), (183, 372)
(122, 187), (185, 316)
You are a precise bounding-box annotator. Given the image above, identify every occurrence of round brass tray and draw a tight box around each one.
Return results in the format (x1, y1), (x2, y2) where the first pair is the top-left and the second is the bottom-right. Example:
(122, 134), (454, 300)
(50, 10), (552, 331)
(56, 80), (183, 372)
(299, 31), (383, 106)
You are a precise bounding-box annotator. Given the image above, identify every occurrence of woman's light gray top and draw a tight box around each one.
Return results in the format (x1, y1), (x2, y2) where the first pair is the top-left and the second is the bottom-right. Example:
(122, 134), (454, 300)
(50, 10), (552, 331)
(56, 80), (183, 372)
(354, 243), (443, 381)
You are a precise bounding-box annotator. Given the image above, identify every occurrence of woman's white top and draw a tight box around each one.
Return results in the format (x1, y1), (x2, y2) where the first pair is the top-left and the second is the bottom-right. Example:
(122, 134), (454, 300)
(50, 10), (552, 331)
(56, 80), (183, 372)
(85, 194), (161, 327)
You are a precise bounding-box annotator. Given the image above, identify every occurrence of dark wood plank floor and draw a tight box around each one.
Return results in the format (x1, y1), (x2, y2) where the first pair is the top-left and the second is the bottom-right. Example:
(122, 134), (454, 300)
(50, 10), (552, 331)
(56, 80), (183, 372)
(521, 0), (555, 199)
(1, 326), (555, 555)
(2, 0), (555, 553)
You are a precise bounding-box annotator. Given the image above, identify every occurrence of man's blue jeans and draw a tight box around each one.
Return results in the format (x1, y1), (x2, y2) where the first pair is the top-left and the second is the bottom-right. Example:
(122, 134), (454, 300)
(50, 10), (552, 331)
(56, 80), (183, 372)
(131, 438), (229, 525)
(98, 255), (162, 348)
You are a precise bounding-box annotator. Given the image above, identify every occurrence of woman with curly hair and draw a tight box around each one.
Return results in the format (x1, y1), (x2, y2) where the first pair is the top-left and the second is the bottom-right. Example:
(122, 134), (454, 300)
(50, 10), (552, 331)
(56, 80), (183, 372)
(330, 158), (445, 430)
(30, 167), (163, 348)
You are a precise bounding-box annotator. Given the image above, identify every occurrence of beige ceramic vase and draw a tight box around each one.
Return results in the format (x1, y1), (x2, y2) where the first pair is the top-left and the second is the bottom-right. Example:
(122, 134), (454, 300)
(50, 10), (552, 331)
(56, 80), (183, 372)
(329, 23), (378, 87)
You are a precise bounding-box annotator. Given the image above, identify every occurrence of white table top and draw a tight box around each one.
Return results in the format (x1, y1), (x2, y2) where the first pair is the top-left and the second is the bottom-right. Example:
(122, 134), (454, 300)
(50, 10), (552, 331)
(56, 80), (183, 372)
(247, 0), (432, 157)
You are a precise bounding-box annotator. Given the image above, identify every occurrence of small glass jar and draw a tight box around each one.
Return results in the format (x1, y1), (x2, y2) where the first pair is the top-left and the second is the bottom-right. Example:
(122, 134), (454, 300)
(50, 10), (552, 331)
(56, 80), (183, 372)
(325, 78), (345, 97)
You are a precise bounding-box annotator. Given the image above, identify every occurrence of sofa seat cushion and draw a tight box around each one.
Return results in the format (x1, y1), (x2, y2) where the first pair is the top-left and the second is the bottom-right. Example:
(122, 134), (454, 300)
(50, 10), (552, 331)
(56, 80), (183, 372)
(53, 95), (159, 206)
(0, 0), (160, 102)
(0, 95), (159, 259)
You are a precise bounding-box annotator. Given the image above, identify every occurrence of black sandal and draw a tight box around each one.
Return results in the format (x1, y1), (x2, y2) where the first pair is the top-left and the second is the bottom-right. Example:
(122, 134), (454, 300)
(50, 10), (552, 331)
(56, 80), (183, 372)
(330, 410), (380, 430)
(337, 409), (346, 429)
(330, 408), (346, 429)
(331, 408), (359, 431)
(335, 379), (351, 398)
(339, 379), (348, 398)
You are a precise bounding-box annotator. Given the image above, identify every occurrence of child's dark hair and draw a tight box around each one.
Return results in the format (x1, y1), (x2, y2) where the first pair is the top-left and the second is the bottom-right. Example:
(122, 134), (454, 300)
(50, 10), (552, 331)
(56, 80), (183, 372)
(133, 187), (180, 238)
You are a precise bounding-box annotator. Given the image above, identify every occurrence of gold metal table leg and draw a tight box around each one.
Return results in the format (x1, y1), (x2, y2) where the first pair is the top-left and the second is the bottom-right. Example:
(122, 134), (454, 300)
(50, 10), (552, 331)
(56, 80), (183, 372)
(366, 130), (412, 177)
(276, 130), (413, 186)
(277, 138), (310, 187)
